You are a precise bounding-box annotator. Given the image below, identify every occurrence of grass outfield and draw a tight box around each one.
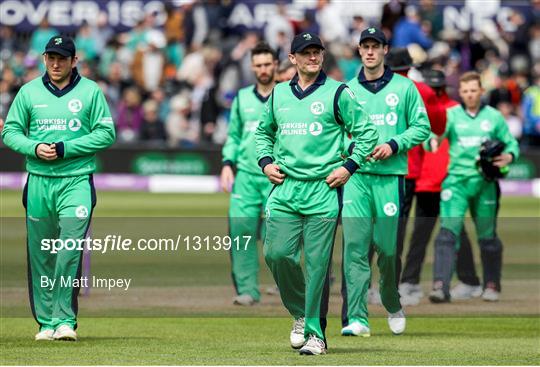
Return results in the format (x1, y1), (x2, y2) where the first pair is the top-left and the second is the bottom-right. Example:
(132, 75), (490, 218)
(1, 317), (539, 365)
(1, 190), (539, 365)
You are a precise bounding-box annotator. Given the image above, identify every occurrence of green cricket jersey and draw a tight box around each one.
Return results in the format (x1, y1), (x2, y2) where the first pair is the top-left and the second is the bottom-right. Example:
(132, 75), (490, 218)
(2, 69), (115, 177)
(222, 85), (269, 176)
(347, 67), (431, 175)
(440, 104), (519, 177)
(256, 71), (378, 180)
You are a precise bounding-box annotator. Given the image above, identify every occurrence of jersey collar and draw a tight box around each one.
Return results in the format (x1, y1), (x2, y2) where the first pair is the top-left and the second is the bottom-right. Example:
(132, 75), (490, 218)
(42, 67), (82, 98)
(461, 102), (487, 119)
(289, 70), (327, 100)
(357, 65), (393, 94)
(252, 85), (271, 103)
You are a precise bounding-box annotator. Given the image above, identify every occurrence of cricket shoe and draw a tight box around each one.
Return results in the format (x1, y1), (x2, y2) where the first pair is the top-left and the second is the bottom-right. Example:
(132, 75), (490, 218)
(341, 322), (371, 337)
(35, 329), (54, 341)
(265, 285), (279, 295)
(400, 294), (420, 306)
(290, 317), (305, 349)
(388, 309), (406, 335)
(482, 287), (500, 302)
(428, 288), (450, 303)
(399, 282), (424, 298)
(53, 325), (77, 341)
(233, 294), (257, 306)
(299, 334), (327, 355)
(450, 282), (482, 300)
(367, 288), (382, 305)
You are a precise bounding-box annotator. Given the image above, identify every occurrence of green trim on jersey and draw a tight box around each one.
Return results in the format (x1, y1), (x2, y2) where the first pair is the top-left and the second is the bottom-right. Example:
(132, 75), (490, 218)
(2, 76), (115, 177)
(347, 71), (431, 175)
(222, 85), (269, 176)
(256, 73), (378, 180)
(438, 104), (519, 178)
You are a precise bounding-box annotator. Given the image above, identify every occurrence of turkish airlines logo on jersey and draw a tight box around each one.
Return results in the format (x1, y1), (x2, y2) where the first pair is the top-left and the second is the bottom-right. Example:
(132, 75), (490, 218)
(68, 118), (81, 132)
(310, 101), (324, 115)
(309, 122), (323, 136)
(385, 93), (399, 107)
(385, 112), (398, 126)
(68, 99), (83, 113)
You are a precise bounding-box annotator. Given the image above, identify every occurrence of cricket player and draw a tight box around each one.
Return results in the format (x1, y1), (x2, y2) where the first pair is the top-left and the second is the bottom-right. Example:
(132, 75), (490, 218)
(428, 71), (519, 303)
(256, 32), (378, 355)
(221, 42), (278, 306)
(2, 35), (115, 341)
(340, 28), (430, 337)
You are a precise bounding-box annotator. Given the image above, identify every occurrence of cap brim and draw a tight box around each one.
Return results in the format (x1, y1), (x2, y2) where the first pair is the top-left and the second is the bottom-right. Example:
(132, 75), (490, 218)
(359, 36), (386, 45)
(293, 43), (325, 53)
(43, 47), (73, 57)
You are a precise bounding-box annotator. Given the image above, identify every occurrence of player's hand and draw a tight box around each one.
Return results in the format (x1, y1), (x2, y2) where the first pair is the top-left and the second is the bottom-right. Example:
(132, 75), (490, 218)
(326, 166), (351, 188)
(430, 138), (439, 153)
(36, 143), (57, 161)
(492, 153), (513, 167)
(263, 164), (285, 184)
(220, 165), (235, 192)
(368, 143), (393, 161)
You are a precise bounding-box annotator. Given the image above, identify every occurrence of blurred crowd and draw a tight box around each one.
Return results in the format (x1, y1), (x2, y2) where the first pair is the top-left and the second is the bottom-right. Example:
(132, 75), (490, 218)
(1, 0), (540, 148)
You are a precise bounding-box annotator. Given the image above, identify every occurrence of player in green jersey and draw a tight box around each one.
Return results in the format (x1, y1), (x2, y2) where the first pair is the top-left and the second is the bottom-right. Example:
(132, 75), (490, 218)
(2, 35), (115, 341)
(256, 32), (378, 355)
(340, 28), (430, 337)
(428, 72), (519, 303)
(221, 42), (278, 306)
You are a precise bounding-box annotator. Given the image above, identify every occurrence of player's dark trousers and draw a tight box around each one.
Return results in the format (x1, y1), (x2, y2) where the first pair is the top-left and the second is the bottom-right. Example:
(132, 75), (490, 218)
(264, 178), (341, 342)
(433, 176), (502, 297)
(401, 192), (480, 286)
(24, 174), (95, 331)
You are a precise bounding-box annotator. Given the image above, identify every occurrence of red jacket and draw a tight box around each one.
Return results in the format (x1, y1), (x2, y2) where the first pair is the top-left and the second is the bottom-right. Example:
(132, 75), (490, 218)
(406, 79), (446, 179)
(415, 93), (459, 192)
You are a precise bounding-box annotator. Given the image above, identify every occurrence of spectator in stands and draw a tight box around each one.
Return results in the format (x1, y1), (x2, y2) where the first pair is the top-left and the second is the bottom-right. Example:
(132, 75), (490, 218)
(28, 19), (57, 58)
(89, 11), (115, 54)
(131, 29), (167, 92)
(166, 93), (198, 147)
(381, 0), (406, 40)
(140, 99), (167, 143)
(498, 101), (523, 140)
(116, 87), (144, 143)
(265, 1), (294, 54)
(419, 0), (443, 39)
(316, 0), (348, 43)
(75, 21), (99, 61)
(392, 6), (433, 50)
(522, 74), (540, 146)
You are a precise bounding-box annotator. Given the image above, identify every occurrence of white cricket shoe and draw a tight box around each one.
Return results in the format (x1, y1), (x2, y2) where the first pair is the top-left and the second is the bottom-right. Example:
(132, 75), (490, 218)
(368, 288), (382, 305)
(233, 294), (256, 306)
(400, 294), (420, 306)
(299, 334), (327, 355)
(341, 321), (371, 337)
(450, 282), (482, 300)
(399, 282), (424, 298)
(35, 329), (54, 341)
(53, 324), (77, 341)
(388, 309), (406, 335)
(290, 317), (305, 349)
(482, 288), (500, 302)
(265, 285), (279, 295)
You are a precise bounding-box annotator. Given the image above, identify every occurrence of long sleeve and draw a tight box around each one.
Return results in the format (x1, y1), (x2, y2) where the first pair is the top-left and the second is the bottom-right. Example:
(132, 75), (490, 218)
(61, 88), (116, 158)
(391, 83), (431, 152)
(221, 96), (243, 165)
(2, 89), (41, 158)
(255, 91), (277, 166)
(337, 86), (378, 168)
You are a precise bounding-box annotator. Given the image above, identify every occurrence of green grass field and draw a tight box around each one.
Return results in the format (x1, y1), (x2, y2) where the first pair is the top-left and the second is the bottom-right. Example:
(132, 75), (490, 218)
(1, 190), (539, 365)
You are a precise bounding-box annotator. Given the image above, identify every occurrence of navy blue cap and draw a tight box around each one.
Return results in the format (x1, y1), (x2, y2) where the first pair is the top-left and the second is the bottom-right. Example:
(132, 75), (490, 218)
(43, 35), (76, 57)
(359, 27), (387, 45)
(290, 32), (325, 53)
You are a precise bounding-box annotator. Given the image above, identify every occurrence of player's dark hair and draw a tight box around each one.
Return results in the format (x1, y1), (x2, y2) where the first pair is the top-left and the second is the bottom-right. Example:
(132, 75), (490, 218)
(459, 71), (482, 88)
(251, 42), (277, 61)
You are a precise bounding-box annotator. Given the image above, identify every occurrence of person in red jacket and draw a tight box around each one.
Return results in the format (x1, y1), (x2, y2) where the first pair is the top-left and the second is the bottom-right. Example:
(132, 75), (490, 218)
(366, 48), (446, 305)
(399, 70), (482, 305)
